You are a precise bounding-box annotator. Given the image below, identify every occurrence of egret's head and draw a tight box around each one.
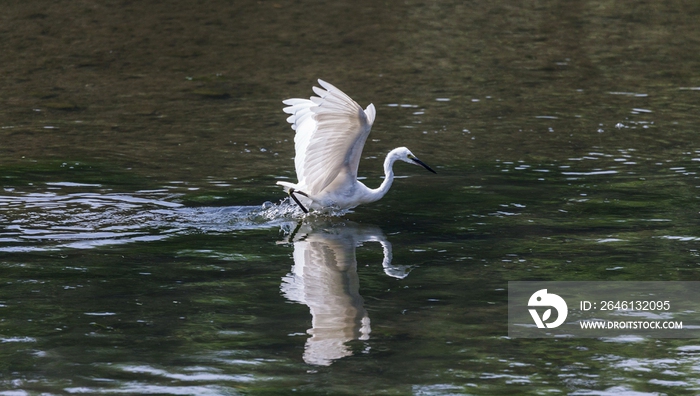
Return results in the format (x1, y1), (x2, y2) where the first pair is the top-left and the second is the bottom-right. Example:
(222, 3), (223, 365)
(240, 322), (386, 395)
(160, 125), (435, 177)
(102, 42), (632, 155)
(396, 147), (437, 174)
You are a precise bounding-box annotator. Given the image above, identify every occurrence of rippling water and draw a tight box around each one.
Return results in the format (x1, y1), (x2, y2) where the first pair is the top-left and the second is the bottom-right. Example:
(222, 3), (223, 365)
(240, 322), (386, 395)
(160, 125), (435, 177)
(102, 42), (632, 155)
(3, 151), (700, 396)
(2, 149), (700, 393)
(0, 189), (304, 252)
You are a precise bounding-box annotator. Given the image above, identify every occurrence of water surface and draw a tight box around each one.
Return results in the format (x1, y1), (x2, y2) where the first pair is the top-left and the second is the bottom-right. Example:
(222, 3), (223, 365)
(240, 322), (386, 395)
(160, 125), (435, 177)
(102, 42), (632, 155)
(2, 0), (700, 394)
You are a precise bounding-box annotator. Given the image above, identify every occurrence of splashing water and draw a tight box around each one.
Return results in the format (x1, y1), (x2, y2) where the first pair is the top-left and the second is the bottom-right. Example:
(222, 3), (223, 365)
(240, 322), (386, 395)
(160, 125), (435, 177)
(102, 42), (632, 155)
(0, 191), (313, 252)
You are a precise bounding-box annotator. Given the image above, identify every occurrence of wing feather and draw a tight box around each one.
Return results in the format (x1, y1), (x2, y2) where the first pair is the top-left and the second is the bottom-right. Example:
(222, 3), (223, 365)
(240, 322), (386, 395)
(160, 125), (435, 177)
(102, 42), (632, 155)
(282, 79), (375, 195)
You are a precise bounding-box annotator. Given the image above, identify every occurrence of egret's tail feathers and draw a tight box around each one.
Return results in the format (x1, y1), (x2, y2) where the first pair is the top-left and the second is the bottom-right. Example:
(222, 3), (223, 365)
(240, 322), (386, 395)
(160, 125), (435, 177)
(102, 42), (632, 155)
(276, 181), (296, 193)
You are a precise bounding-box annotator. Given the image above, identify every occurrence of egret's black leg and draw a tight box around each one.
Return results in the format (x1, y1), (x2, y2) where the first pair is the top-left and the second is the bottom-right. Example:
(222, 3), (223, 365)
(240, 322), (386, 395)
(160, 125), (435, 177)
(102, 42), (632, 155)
(289, 188), (309, 214)
(288, 219), (304, 243)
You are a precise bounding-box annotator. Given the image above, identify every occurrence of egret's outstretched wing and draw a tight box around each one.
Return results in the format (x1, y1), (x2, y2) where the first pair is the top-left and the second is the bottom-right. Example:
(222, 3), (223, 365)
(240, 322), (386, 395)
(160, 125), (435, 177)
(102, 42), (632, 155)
(283, 79), (376, 195)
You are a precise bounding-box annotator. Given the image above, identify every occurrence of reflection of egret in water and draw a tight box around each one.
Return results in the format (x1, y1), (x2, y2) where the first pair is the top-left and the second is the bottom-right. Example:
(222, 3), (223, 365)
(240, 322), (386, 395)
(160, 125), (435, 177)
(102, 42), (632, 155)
(280, 220), (410, 366)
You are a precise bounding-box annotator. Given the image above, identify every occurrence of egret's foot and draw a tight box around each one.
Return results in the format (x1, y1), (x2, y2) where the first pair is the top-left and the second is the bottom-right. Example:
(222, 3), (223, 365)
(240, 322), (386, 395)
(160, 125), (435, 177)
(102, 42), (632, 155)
(289, 188), (309, 214)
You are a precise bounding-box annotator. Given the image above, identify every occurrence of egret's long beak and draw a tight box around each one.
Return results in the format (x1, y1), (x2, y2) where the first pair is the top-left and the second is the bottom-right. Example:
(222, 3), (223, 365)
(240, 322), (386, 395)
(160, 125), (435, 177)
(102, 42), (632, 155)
(411, 157), (437, 174)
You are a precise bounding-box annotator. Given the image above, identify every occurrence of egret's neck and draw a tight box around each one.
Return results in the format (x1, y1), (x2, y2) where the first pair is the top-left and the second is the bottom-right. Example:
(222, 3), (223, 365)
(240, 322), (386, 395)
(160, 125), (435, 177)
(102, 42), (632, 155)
(368, 150), (400, 201)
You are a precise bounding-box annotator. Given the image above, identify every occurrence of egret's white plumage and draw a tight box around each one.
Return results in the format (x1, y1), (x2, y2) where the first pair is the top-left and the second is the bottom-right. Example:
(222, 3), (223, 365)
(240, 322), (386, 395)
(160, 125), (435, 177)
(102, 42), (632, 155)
(277, 79), (435, 213)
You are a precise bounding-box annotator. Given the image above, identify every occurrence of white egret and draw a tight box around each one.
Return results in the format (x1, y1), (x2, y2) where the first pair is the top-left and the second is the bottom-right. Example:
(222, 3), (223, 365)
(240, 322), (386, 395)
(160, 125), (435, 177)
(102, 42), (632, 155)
(277, 79), (436, 213)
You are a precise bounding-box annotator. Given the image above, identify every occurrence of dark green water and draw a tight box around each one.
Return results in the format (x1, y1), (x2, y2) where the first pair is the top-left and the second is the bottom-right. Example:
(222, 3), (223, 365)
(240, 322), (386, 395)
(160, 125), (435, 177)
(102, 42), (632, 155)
(2, 0), (700, 394)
